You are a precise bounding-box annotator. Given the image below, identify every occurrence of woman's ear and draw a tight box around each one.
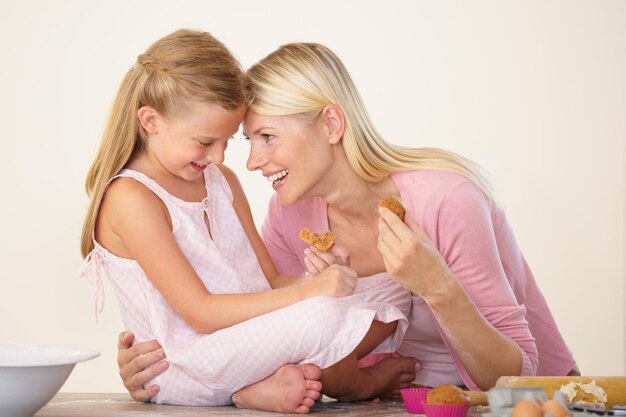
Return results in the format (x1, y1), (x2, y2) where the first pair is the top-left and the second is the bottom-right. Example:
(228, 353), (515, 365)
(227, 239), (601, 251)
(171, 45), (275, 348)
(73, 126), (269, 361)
(321, 104), (345, 144)
(137, 106), (160, 135)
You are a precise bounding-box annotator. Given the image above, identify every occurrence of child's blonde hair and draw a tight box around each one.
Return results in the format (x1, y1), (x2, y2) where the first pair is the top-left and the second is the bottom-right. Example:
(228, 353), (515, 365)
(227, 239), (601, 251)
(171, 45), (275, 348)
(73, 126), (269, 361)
(81, 29), (244, 257)
(244, 43), (492, 198)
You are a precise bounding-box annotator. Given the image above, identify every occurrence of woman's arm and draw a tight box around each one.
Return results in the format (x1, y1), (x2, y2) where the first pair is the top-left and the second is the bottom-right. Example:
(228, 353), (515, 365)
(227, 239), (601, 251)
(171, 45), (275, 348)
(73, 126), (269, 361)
(102, 177), (356, 334)
(377, 182), (537, 390)
(117, 332), (166, 401)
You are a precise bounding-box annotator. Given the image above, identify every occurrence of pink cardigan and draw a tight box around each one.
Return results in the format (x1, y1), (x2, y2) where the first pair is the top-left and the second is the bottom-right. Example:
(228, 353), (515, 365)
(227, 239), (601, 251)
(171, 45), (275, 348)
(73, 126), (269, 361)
(260, 169), (576, 390)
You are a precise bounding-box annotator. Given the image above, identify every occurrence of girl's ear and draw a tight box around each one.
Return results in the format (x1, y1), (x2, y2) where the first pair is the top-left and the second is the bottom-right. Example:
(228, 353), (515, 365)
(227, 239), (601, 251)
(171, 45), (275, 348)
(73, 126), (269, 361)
(137, 106), (160, 135)
(321, 104), (346, 145)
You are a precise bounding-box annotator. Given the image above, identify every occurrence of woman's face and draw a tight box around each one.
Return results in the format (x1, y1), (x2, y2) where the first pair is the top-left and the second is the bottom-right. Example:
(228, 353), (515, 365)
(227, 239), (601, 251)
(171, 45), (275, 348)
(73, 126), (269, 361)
(243, 110), (333, 205)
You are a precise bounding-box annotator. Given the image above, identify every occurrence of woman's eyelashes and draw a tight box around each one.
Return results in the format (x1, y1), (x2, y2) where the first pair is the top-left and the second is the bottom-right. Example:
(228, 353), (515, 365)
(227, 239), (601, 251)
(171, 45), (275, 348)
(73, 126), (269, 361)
(240, 133), (274, 143)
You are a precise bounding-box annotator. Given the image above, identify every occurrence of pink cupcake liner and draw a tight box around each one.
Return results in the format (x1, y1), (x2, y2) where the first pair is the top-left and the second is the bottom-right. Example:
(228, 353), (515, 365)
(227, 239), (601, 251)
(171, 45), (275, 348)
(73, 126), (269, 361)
(422, 402), (470, 417)
(400, 387), (431, 414)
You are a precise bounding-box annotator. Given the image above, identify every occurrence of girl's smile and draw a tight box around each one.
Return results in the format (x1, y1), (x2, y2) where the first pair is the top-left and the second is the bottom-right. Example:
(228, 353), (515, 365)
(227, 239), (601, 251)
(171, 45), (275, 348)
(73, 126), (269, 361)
(190, 161), (208, 172)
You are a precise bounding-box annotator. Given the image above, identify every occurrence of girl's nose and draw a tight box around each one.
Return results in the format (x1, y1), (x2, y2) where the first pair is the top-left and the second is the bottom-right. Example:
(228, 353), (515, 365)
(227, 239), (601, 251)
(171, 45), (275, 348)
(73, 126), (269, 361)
(212, 151), (225, 165)
(208, 141), (227, 165)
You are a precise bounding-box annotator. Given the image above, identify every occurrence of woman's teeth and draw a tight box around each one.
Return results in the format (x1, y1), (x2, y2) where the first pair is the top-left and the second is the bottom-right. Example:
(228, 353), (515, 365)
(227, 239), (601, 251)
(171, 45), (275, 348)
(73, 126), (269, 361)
(268, 169), (289, 185)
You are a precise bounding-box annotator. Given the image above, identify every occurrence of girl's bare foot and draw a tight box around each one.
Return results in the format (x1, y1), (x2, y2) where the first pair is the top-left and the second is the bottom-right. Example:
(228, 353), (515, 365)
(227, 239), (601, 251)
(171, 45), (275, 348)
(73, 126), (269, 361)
(232, 364), (322, 414)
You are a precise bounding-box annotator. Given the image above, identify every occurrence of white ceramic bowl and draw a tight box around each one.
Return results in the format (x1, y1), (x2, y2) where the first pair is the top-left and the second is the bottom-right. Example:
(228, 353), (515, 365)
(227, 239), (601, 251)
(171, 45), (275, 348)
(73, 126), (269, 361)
(0, 344), (100, 417)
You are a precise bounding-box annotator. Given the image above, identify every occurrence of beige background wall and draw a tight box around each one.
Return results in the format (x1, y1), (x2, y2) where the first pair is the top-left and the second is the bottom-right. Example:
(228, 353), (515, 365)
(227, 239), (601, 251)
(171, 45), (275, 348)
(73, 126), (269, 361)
(0, 0), (624, 393)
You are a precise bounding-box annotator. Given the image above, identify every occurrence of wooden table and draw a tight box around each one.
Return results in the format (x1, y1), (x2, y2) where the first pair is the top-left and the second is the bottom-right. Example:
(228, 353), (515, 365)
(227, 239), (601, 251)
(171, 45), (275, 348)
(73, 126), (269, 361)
(36, 393), (490, 416)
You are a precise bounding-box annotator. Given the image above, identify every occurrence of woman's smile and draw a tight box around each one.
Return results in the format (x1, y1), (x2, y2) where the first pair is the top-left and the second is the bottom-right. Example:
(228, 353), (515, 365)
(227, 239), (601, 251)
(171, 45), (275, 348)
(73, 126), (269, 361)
(267, 169), (289, 189)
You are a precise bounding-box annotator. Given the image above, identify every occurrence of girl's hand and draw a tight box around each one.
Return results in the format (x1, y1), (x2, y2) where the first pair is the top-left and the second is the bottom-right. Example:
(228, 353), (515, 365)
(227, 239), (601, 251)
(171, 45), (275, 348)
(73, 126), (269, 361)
(377, 207), (452, 298)
(303, 244), (351, 275)
(117, 331), (167, 402)
(304, 264), (358, 298)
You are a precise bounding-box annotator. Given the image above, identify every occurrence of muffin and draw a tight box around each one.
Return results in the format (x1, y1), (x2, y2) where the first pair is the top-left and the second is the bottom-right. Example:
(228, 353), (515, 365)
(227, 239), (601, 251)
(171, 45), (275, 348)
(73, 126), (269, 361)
(423, 385), (470, 417)
(298, 228), (337, 252)
(427, 385), (470, 404)
(378, 197), (405, 221)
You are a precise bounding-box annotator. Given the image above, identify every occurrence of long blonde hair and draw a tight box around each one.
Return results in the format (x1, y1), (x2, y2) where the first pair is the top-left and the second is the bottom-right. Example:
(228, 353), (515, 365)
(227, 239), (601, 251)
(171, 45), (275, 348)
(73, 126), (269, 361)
(244, 43), (492, 198)
(81, 29), (245, 257)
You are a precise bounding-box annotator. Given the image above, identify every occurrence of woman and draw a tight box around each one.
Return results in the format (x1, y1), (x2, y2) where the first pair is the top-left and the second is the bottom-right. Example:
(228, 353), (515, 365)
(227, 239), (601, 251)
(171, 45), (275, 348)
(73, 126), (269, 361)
(117, 42), (578, 401)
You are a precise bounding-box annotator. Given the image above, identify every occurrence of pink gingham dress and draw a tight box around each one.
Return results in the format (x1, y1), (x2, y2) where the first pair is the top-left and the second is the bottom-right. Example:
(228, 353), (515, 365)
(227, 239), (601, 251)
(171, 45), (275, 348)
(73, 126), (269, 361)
(82, 166), (410, 406)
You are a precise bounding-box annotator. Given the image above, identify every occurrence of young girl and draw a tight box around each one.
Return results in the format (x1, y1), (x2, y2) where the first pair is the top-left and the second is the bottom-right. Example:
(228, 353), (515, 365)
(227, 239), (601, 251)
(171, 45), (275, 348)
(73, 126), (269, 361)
(81, 29), (417, 413)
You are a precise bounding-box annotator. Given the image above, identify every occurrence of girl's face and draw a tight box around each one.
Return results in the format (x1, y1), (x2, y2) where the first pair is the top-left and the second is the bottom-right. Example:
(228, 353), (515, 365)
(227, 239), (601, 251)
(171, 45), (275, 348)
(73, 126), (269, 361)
(243, 110), (334, 205)
(147, 102), (245, 182)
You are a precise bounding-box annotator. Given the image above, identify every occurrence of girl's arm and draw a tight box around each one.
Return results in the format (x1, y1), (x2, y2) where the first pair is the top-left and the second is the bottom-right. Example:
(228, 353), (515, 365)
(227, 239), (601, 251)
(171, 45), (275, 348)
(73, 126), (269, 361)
(217, 165), (307, 288)
(377, 182), (537, 390)
(101, 176), (356, 334)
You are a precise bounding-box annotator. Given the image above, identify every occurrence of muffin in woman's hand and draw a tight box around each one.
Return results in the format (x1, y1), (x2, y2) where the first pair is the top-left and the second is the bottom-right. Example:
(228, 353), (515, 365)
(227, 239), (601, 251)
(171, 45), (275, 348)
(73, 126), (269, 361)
(378, 197), (405, 221)
(422, 385), (470, 417)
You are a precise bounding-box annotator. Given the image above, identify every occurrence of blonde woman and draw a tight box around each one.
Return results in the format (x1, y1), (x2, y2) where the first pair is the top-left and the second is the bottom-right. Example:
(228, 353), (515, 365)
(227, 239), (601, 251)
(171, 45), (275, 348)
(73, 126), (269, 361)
(82, 30), (418, 414)
(117, 42), (578, 399)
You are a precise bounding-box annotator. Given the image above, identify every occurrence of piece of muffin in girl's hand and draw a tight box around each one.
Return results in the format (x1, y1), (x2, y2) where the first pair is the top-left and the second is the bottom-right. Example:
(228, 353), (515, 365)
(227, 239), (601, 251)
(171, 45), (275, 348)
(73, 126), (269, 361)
(298, 228), (337, 252)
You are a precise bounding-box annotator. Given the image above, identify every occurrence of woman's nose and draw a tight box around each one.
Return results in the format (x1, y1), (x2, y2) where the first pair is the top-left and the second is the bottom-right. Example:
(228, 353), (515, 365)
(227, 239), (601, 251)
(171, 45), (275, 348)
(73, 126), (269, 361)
(246, 143), (267, 171)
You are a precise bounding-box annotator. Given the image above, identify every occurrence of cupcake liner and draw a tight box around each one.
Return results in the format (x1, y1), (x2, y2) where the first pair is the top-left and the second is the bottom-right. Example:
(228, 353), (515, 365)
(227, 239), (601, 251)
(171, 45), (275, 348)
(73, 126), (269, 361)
(400, 387), (431, 414)
(422, 402), (470, 417)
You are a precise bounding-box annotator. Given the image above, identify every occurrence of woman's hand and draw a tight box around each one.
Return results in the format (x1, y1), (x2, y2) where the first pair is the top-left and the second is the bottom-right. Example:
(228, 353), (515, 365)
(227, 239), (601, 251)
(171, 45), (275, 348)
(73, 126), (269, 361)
(378, 206), (528, 390)
(377, 207), (453, 299)
(303, 244), (351, 275)
(303, 264), (358, 298)
(117, 331), (167, 402)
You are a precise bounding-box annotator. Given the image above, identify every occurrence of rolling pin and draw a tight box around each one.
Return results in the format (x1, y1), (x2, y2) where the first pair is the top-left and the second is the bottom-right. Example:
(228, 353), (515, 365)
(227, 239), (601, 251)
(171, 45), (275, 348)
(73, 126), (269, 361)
(495, 376), (626, 409)
(464, 390), (489, 405)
